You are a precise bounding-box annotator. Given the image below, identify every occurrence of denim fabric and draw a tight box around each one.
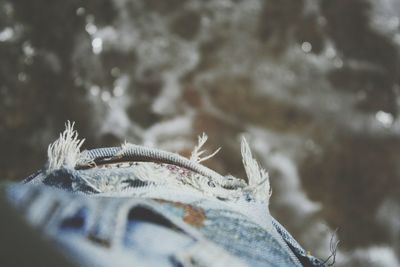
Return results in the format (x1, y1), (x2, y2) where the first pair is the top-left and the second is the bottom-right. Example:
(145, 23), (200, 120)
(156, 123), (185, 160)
(3, 140), (326, 267)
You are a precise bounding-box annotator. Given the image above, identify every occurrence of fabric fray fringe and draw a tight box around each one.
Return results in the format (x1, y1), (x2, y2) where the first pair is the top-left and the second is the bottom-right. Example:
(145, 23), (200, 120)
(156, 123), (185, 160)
(47, 121), (85, 172)
(190, 133), (221, 163)
(46, 122), (271, 203)
(241, 137), (272, 203)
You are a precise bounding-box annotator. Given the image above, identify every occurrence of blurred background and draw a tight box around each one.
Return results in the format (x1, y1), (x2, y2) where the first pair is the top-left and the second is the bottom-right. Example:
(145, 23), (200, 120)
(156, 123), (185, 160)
(1, 0), (400, 266)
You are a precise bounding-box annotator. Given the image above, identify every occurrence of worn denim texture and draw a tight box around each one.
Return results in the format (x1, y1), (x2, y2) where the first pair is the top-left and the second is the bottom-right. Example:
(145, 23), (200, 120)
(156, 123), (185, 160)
(3, 123), (326, 267)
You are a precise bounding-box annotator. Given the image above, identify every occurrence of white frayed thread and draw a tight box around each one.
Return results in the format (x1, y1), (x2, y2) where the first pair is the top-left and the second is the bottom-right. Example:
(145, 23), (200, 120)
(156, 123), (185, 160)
(190, 133), (221, 163)
(80, 160), (244, 200)
(114, 141), (243, 199)
(88, 137), (249, 201)
(120, 140), (133, 151)
(179, 172), (243, 200)
(47, 121), (85, 172)
(241, 137), (271, 203)
(112, 163), (172, 193)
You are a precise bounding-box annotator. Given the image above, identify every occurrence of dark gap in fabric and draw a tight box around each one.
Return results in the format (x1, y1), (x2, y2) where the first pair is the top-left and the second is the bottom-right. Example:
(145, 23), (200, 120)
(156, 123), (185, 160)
(128, 206), (182, 233)
(60, 207), (87, 231)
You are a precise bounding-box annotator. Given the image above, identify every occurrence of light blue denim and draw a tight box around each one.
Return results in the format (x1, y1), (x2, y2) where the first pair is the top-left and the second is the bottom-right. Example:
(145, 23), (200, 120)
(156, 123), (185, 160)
(4, 145), (326, 267)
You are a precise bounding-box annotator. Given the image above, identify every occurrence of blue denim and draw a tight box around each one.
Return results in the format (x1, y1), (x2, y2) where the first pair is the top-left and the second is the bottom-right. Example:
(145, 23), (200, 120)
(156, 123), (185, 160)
(3, 125), (327, 267)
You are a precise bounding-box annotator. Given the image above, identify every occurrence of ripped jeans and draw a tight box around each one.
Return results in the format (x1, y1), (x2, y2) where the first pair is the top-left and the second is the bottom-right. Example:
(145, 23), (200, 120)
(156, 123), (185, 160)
(2, 122), (326, 267)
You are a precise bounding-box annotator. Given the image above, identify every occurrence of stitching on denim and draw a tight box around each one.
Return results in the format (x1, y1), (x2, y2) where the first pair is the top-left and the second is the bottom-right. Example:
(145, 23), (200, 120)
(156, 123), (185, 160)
(115, 142), (239, 188)
(111, 143), (248, 198)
